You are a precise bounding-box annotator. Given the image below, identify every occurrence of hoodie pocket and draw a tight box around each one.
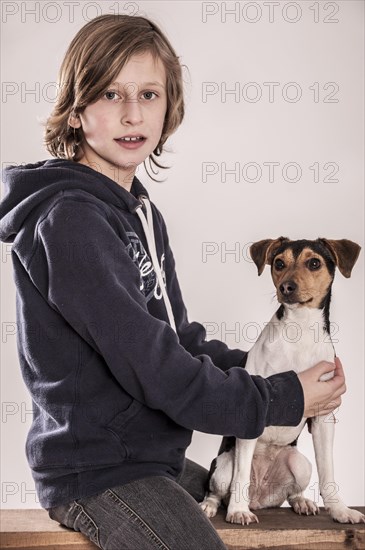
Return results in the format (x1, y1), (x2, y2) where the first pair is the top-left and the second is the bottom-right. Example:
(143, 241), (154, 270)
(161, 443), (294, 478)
(106, 399), (144, 458)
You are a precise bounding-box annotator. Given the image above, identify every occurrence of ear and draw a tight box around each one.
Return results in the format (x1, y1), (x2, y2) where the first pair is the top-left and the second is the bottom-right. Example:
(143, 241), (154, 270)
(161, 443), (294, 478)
(250, 237), (289, 276)
(320, 239), (361, 278)
(68, 112), (81, 129)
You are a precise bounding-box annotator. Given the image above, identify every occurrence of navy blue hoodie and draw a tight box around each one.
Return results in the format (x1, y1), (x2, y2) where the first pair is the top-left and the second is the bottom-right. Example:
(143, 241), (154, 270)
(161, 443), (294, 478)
(0, 159), (304, 509)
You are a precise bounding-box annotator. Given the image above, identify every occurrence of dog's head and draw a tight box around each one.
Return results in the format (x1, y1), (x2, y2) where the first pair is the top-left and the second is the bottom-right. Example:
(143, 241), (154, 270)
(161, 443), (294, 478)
(250, 237), (361, 308)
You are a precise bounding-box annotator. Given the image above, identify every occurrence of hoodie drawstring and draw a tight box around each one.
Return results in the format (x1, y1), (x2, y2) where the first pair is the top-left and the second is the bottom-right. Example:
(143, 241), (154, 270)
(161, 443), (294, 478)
(136, 197), (177, 334)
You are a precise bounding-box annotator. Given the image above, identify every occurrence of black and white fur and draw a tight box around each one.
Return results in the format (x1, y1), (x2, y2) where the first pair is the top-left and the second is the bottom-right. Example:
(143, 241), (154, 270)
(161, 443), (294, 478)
(200, 238), (364, 525)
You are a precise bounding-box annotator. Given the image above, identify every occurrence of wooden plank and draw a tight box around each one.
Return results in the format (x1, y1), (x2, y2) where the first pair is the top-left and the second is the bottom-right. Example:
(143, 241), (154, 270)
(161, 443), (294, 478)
(213, 507), (365, 550)
(0, 510), (98, 549)
(1, 507), (364, 549)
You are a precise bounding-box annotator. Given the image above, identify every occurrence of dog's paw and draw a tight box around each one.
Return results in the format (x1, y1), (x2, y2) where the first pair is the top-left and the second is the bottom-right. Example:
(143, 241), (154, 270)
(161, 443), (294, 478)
(226, 509), (259, 525)
(290, 497), (320, 516)
(329, 506), (365, 524)
(199, 498), (219, 518)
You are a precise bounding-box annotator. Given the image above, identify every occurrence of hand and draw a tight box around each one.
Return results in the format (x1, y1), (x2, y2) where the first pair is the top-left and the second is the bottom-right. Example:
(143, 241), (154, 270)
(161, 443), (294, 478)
(297, 357), (346, 418)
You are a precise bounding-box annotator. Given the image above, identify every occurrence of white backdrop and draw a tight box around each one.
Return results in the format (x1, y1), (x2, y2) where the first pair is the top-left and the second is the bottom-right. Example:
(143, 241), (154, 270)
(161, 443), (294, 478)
(1, 0), (364, 509)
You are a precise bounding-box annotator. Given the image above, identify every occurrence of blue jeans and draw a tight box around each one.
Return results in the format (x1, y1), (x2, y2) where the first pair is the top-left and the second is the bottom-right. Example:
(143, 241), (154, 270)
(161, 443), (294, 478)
(47, 459), (227, 550)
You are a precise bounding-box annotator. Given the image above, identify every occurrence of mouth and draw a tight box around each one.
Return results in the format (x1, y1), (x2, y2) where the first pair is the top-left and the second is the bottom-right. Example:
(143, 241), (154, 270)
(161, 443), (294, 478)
(114, 135), (146, 149)
(281, 296), (313, 306)
(298, 297), (313, 305)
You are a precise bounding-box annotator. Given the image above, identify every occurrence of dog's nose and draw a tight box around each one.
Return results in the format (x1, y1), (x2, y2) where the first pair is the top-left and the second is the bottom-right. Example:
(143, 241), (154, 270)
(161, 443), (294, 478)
(280, 281), (297, 296)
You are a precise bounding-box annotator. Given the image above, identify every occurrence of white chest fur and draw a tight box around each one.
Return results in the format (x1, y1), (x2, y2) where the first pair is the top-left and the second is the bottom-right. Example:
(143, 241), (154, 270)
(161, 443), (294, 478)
(245, 306), (335, 378)
(245, 306), (335, 446)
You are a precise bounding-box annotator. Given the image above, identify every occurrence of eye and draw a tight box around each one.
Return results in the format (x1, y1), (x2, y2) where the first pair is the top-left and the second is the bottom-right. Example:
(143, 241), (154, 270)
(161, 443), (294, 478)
(274, 259), (285, 270)
(308, 258), (321, 270)
(141, 91), (158, 101)
(104, 91), (121, 101)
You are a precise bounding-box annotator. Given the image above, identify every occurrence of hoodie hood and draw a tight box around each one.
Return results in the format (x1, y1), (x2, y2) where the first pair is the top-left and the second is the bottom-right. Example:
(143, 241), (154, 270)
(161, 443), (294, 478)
(0, 158), (149, 243)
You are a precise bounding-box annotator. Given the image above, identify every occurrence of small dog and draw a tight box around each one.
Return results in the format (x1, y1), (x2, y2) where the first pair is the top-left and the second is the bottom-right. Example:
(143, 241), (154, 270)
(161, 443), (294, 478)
(200, 237), (364, 525)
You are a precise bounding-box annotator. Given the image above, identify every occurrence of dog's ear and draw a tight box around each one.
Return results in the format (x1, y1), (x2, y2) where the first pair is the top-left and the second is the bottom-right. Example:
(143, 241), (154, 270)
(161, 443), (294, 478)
(250, 237), (289, 276)
(320, 239), (361, 278)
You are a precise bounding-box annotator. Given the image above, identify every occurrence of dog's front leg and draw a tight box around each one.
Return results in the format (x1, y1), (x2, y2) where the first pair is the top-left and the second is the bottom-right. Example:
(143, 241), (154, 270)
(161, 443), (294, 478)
(226, 438), (259, 525)
(312, 415), (365, 523)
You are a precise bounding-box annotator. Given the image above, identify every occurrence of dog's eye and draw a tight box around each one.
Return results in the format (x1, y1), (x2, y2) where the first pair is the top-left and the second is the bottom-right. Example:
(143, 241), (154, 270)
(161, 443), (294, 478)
(308, 258), (321, 270)
(274, 259), (285, 270)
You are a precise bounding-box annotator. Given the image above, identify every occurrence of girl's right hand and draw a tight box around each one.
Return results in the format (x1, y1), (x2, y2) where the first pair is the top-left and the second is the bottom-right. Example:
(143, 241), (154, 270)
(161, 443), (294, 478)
(297, 357), (346, 418)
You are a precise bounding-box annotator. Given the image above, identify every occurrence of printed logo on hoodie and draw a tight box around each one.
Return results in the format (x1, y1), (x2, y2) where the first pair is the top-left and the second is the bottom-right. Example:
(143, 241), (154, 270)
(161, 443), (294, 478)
(126, 232), (166, 302)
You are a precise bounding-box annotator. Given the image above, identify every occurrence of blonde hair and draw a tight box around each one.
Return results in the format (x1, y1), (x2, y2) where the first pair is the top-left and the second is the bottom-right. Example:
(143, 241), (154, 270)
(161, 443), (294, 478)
(44, 14), (184, 174)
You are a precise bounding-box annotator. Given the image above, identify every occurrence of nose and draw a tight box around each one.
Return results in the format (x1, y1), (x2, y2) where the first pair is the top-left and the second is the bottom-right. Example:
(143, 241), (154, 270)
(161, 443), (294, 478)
(280, 281), (297, 296)
(121, 98), (143, 126)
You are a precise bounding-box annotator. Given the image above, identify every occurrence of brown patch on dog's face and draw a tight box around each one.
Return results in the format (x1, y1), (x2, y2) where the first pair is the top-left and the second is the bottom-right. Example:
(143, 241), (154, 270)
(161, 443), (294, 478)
(272, 247), (334, 308)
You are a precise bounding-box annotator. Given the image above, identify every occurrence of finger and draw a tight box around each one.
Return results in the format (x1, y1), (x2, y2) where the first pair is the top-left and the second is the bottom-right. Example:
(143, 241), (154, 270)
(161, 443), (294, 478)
(323, 397), (342, 410)
(320, 360), (336, 371)
(333, 356), (345, 379)
(322, 384), (346, 404)
(327, 372), (346, 392)
(332, 381), (347, 397)
(316, 360), (336, 378)
(317, 409), (339, 418)
(330, 384), (347, 400)
(316, 400), (341, 416)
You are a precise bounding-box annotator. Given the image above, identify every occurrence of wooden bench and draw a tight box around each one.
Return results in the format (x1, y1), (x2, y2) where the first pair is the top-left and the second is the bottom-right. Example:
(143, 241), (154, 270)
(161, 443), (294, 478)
(1, 507), (364, 549)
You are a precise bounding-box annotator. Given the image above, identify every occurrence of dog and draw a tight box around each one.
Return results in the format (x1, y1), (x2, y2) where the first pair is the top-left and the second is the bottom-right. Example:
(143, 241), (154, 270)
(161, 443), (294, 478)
(200, 237), (364, 525)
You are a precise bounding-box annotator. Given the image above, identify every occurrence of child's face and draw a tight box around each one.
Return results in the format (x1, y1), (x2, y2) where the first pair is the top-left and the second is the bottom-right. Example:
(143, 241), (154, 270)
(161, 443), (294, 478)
(72, 51), (167, 189)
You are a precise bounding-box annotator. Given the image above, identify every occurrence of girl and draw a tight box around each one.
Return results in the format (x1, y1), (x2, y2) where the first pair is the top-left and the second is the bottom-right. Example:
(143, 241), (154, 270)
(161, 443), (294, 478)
(0, 14), (346, 550)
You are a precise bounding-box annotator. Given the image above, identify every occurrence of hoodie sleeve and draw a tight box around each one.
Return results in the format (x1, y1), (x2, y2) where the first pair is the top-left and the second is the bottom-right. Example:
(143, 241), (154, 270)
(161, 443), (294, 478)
(34, 198), (304, 439)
